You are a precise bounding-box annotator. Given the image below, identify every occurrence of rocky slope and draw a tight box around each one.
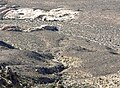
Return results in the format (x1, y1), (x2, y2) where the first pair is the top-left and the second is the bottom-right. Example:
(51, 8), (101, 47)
(1, 0), (120, 88)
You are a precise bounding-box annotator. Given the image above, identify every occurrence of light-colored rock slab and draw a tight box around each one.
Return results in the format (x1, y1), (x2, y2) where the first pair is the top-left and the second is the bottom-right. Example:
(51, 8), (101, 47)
(3, 8), (45, 20)
(3, 7), (79, 21)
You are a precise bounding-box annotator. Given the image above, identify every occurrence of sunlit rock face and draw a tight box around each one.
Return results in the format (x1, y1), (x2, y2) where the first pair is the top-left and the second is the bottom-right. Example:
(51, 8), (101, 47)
(3, 7), (79, 21)
(42, 8), (79, 21)
(3, 8), (46, 20)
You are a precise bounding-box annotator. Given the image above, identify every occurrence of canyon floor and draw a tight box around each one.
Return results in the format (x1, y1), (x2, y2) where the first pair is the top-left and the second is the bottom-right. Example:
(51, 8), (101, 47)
(1, 0), (120, 88)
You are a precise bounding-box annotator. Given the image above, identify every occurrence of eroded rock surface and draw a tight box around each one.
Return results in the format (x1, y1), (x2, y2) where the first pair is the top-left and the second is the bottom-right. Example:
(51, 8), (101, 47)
(1, 6), (79, 21)
(1, 0), (120, 88)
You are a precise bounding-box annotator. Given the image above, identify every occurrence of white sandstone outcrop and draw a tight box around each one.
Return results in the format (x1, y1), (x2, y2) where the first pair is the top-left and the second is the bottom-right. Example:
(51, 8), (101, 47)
(3, 7), (79, 21)
(3, 8), (46, 20)
(44, 8), (79, 21)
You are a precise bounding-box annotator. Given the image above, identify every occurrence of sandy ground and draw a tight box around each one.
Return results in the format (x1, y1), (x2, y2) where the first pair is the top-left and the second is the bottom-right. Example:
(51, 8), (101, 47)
(1, 0), (120, 87)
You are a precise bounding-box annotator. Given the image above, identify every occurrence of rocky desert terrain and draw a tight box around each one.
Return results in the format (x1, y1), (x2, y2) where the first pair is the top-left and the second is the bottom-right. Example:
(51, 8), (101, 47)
(1, 0), (120, 88)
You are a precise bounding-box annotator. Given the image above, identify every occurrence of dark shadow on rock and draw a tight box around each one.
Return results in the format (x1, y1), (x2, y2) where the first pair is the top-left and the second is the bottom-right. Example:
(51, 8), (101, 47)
(1, 26), (22, 32)
(66, 45), (94, 52)
(38, 53), (54, 60)
(0, 41), (15, 49)
(109, 51), (119, 55)
(42, 26), (59, 31)
(105, 46), (119, 55)
(35, 15), (46, 20)
(32, 77), (59, 84)
(36, 64), (65, 74)
(27, 51), (54, 61)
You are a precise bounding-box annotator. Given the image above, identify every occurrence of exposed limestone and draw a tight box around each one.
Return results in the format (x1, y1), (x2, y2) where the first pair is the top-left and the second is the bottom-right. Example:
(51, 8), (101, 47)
(0, 1), (79, 21)
(0, 24), (59, 32)
(3, 7), (79, 21)
(42, 8), (79, 21)
(3, 8), (46, 20)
